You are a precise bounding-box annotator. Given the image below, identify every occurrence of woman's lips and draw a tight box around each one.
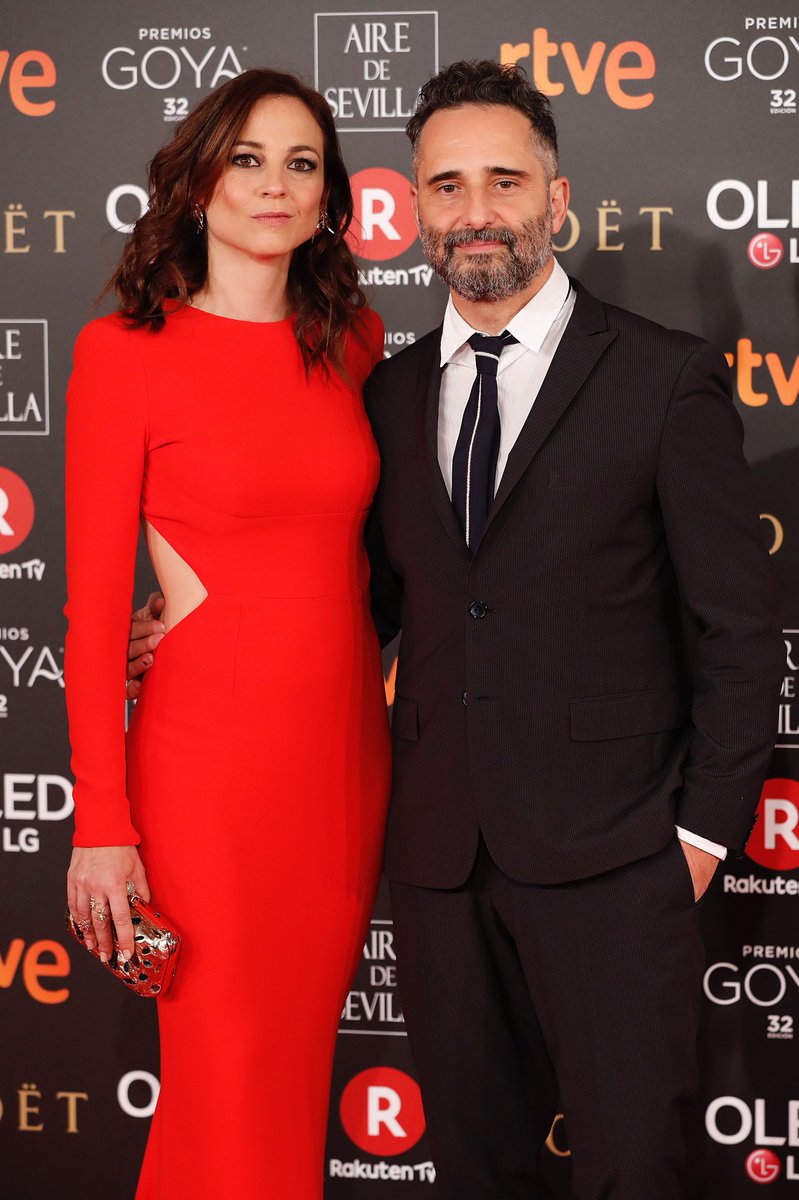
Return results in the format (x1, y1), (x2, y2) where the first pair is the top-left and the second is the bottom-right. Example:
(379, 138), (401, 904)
(251, 212), (292, 224)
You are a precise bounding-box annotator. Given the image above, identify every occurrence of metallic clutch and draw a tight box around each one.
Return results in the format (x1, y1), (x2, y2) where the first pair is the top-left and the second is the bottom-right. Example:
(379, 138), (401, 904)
(65, 885), (181, 998)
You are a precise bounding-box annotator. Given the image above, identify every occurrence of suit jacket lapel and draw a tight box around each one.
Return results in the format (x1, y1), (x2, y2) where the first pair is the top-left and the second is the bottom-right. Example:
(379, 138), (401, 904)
(483, 280), (618, 538)
(419, 330), (471, 558)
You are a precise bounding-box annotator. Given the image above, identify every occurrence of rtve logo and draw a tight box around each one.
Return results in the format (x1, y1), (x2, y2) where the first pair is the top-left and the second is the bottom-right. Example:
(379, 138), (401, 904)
(339, 1067), (426, 1156)
(0, 50), (56, 116)
(500, 29), (655, 109)
(0, 467), (35, 554)
(746, 780), (799, 872)
(346, 169), (417, 262)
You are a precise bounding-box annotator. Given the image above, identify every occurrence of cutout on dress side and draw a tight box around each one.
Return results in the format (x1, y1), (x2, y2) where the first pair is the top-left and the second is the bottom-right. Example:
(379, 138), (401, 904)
(144, 520), (208, 635)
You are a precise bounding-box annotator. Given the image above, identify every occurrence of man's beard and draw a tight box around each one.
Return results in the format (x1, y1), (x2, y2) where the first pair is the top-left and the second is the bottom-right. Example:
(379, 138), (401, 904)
(418, 202), (553, 302)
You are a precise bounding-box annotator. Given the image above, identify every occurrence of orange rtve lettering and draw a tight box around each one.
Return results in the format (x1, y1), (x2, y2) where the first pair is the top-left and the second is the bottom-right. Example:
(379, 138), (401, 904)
(0, 50), (57, 116)
(0, 938), (70, 1003)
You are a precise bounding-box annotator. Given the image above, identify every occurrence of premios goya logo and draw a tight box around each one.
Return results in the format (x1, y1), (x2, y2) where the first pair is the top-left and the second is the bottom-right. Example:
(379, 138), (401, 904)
(101, 27), (245, 123)
(315, 12), (439, 133)
(707, 178), (799, 269)
(704, 16), (799, 116)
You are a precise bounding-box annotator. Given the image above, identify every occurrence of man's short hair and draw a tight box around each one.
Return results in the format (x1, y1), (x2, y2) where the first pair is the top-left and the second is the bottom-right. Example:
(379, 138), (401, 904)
(406, 60), (559, 179)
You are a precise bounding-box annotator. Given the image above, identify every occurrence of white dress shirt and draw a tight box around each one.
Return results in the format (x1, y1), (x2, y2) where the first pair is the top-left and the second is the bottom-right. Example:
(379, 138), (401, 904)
(436, 258), (726, 862)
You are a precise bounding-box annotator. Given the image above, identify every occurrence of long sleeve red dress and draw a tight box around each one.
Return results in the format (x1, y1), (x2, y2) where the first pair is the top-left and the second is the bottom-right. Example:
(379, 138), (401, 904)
(64, 304), (392, 1198)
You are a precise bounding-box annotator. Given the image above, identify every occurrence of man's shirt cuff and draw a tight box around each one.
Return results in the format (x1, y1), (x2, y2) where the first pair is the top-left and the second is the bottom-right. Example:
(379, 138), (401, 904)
(676, 825), (727, 861)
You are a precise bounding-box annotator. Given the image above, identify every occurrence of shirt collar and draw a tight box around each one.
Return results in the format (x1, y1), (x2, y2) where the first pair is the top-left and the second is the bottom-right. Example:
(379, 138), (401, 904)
(439, 257), (572, 366)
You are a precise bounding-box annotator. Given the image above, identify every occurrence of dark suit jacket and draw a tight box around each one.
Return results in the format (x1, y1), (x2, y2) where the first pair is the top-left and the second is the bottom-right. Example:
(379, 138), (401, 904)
(364, 280), (782, 888)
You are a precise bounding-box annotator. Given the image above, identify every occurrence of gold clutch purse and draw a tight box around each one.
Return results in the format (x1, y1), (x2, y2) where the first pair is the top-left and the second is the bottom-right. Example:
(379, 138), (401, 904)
(65, 885), (182, 998)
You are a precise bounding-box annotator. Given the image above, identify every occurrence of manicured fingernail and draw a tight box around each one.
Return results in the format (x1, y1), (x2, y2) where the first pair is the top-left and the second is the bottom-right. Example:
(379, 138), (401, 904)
(100, 951), (109, 963)
(86, 939), (95, 951)
(158, 623), (166, 633)
(122, 949), (133, 962)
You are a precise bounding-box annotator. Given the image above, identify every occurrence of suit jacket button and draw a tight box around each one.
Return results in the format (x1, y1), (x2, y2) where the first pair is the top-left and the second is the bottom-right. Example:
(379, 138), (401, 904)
(469, 601), (488, 619)
(462, 691), (468, 705)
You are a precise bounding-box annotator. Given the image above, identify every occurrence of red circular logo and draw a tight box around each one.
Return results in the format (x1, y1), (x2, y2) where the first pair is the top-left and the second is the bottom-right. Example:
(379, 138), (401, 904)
(746, 779), (799, 872)
(746, 1149), (781, 1183)
(748, 233), (784, 269)
(346, 168), (418, 262)
(339, 1067), (426, 1157)
(0, 467), (35, 554)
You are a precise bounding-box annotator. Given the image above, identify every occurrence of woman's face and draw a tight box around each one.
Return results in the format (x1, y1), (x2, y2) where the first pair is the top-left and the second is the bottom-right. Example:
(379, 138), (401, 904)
(203, 94), (326, 266)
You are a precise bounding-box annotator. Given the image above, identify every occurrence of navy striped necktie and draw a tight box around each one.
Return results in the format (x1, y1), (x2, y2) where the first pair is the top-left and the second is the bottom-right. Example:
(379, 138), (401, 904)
(452, 330), (518, 550)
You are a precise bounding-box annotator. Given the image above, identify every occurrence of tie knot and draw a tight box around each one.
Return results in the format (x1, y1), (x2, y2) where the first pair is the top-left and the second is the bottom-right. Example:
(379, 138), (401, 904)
(468, 330), (518, 376)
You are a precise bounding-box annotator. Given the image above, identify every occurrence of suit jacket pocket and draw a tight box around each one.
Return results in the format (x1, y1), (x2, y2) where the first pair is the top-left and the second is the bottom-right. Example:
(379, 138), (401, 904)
(570, 686), (688, 742)
(392, 695), (419, 741)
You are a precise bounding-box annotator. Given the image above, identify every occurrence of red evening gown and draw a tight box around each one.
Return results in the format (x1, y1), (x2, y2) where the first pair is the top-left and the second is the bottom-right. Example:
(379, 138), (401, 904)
(64, 306), (392, 1198)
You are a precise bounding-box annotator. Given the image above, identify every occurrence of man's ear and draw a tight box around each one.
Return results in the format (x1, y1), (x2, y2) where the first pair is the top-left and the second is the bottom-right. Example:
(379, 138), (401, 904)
(550, 176), (570, 238)
(410, 183), (420, 230)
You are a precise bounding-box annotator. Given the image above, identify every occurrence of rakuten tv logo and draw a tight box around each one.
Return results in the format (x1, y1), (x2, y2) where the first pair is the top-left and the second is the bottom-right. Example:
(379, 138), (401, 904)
(746, 780), (799, 872)
(346, 169), (417, 262)
(339, 1067), (426, 1156)
(0, 467), (35, 554)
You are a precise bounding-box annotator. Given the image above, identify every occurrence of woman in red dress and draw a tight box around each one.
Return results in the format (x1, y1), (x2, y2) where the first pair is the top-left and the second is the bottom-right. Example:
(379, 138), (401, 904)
(64, 69), (391, 1198)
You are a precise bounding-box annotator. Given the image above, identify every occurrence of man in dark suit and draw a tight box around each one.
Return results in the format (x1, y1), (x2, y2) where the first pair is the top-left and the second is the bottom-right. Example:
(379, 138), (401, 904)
(126, 60), (781, 1200)
(362, 61), (781, 1199)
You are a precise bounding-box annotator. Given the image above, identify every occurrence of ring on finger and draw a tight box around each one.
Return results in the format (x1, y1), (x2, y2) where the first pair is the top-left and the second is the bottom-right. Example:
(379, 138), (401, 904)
(94, 905), (109, 922)
(77, 917), (93, 933)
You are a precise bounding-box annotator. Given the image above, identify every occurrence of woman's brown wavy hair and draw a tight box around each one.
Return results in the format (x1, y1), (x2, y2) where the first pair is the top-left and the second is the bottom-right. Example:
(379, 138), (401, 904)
(107, 68), (367, 376)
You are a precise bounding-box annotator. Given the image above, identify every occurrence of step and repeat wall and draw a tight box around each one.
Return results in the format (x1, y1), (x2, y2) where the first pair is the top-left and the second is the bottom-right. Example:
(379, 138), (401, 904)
(1, 0), (797, 1195)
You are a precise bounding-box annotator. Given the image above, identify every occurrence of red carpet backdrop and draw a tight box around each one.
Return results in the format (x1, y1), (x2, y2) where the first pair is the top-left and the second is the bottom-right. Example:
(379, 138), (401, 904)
(1, 0), (797, 1195)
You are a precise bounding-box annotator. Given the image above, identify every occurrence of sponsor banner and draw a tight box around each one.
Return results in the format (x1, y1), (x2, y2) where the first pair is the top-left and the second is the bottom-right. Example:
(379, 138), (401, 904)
(0, 321), (48, 434)
(100, 25), (246, 121)
(704, 17), (799, 116)
(315, 11), (439, 133)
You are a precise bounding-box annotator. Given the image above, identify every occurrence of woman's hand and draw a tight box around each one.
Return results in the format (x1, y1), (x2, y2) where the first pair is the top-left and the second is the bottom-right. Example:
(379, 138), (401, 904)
(126, 591), (166, 700)
(67, 845), (151, 961)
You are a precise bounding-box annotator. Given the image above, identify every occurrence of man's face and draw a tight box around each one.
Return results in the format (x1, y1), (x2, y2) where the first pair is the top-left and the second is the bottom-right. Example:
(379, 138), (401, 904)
(411, 104), (569, 302)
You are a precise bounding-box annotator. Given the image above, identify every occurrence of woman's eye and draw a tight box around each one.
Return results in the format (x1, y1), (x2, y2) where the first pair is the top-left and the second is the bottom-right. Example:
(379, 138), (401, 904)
(289, 157), (319, 172)
(231, 153), (260, 168)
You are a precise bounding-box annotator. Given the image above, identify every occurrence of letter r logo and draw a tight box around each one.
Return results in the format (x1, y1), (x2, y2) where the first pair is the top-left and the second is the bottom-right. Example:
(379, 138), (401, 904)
(339, 1066), (426, 1155)
(746, 780), (799, 871)
(346, 168), (418, 261)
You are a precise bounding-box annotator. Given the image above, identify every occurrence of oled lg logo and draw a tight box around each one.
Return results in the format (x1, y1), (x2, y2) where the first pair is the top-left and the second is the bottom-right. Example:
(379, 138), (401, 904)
(749, 233), (784, 268)
(747, 1149), (781, 1183)
(707, 179), (799, 266)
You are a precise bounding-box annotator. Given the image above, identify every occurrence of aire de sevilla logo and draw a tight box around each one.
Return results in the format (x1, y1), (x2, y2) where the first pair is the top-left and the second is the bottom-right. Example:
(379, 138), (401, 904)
(339, 1067), (426, 1156)
(0, 467), (35, 553)
(746, 1148), (781, 1184)
(746, 779), (799, 872)
(346, 169), (418, 262)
